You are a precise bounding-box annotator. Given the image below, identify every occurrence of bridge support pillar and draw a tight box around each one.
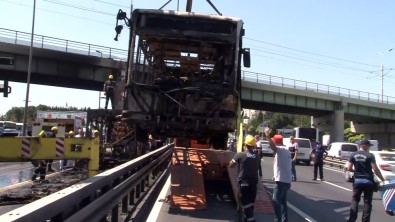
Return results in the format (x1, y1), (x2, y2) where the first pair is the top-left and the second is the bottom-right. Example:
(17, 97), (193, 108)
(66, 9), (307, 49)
(331, 110), (345, 143)
(312, 104), (344, 143)
(351, 122), (395, 149)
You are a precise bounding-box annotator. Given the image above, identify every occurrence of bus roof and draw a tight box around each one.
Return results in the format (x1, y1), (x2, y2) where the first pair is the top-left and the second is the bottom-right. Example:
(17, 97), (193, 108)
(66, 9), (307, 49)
(133, 9), (243, 23)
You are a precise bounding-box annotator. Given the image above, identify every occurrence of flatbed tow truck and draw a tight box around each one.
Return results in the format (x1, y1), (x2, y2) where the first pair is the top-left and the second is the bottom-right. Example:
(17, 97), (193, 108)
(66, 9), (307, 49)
(0, 0), (274, 221)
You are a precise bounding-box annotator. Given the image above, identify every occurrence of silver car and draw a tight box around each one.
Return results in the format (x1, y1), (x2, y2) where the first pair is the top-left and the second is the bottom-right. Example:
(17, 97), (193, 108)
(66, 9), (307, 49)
(343, 151), (395, 182)
(260, 140), (274, 156)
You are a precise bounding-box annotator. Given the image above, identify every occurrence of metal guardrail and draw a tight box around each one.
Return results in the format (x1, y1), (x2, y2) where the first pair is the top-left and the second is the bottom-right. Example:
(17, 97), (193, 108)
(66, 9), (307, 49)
(0, 28), (128, 61)
(324, 156), (347, 169)
(2, 27), (394, 105)
(241, 71), (395, 105)
(0, 144), (173, 222)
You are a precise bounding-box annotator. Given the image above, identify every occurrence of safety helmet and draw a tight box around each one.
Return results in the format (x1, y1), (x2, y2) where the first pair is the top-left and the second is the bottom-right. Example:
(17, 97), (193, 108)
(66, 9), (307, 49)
(69, 131), (74, 135)
(93, 130), (99, 134)
(51, 126), (58, 132)
(272, 134), (283, 144)
(109, 74), (113, 80)
(244, 135), (256, 147)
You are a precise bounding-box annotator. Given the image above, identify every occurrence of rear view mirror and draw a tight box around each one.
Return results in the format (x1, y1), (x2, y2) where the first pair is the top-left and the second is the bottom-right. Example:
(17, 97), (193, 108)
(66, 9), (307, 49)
(243, 48), (250, 68)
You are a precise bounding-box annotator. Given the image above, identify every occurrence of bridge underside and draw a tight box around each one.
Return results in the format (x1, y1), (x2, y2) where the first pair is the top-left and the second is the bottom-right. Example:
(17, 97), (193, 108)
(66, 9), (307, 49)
(0, 41), (125, 91)
(241, 99), (332, 117)
(1, 70), (101, 91)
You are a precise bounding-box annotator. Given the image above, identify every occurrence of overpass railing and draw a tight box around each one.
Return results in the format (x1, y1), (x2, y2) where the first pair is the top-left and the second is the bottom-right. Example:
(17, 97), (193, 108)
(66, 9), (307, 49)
(2, 27), (395, 105)
(0, 27), (128, 61)
(242, 70), (395, 105)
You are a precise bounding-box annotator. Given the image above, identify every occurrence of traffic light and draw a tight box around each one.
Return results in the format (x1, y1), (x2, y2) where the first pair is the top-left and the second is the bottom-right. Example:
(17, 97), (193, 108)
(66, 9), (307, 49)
(0, 57), (14, 65)
(0, 80), (11, 97)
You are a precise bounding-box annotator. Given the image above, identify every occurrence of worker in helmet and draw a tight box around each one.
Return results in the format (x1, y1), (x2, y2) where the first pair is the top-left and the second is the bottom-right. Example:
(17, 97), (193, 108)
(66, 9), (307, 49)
(60, 130), (75, 171)
(103, 74), (116, 110)
(32, 130), (48, 181)
(68, 130), (75, 138)
(229, 134), (260, 222)
(45, 126), (58, 172)
(93, 129), (100, 138)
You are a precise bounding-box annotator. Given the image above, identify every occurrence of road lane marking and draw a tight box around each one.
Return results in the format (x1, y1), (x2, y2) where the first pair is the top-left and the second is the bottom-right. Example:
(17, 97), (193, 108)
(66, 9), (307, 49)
(267, 190), (317, 222)
(322, 166), (354, 191)
(323, 166), (343, 173)
(287, 201), (317, 222)
(146, 175), (171, 222)
(323, 181), (352, 191)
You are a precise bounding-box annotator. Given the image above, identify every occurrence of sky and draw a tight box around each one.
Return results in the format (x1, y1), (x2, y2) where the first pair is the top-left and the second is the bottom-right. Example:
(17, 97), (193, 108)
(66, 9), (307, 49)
(0, 0), (395, 116)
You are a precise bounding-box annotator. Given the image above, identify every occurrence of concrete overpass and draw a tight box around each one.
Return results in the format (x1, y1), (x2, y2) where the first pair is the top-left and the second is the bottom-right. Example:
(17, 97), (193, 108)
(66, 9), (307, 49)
(2, 28), (395, 147)
(0, 27), (127, 91)
(241, 72), (395, 148)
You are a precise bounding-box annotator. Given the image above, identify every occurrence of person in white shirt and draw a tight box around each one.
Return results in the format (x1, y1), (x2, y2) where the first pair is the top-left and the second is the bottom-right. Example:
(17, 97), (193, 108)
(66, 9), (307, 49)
(264, 128), (292, 222)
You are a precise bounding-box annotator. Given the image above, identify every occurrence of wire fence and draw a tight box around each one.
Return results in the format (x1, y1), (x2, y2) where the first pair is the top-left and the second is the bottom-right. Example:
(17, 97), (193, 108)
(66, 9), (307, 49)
(1, 27), (394, 105)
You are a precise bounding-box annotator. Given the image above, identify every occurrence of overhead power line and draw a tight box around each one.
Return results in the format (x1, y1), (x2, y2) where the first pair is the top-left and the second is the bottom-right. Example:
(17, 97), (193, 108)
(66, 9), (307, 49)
(94, 0), (130, 9)
(251, 48), (373, 73)
(245, 37), (380, 68)
(43, 0), (116, 16)
(1, 0), (114, 25)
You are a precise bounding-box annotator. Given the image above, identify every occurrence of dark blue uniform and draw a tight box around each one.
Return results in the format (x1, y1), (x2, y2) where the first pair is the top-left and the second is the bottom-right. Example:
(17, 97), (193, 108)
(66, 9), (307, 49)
(347, 150), (376, 222)
(232, 149), (260, 222)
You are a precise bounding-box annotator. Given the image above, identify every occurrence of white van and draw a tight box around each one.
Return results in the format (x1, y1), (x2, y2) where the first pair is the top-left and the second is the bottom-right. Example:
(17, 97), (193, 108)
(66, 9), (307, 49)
(327, 142), (358, 160)
(368, 140), (378, 151)
(284, 138), (312, 165)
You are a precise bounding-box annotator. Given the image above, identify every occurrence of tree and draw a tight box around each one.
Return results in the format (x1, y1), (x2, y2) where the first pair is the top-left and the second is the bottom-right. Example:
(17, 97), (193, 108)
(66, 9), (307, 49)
(3, 105), (85, 123)
(268, 113), (295, 129)
(344, 127), (364, 142)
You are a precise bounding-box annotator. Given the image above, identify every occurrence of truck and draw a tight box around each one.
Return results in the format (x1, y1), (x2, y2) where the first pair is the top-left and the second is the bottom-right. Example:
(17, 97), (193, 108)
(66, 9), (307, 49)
(32, 114), (84, 137)
(112, 0), (252, 211)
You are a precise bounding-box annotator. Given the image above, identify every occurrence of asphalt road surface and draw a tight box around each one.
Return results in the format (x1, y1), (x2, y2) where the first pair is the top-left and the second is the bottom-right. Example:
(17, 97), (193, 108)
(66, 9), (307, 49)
(260, 156), (393, 222)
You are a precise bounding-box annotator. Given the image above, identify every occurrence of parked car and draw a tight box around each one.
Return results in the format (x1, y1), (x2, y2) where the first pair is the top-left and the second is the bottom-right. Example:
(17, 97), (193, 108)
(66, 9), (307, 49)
(0, 129), (21, 137)
(260, 140), (274, 156)
(284, 137), (312, 165)
(371, 151), (395, 181)
(343, 151), (395, 182)
(327, 142), (358, 160)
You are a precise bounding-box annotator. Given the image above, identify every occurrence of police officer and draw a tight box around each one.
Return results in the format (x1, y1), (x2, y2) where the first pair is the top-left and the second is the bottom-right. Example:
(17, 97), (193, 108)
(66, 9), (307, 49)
(310, 142), (327, 181)
(346, 140), (386, 222)
(229, 135), (260, 222)
(103, 74), (116, 110)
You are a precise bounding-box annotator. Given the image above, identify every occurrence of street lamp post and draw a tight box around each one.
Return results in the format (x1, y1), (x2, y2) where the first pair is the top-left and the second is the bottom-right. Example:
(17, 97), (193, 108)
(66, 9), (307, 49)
(22, 0), (36, 136)
(373, 48), (393, 103)
(96, 50), (103, 58)
(373, 52), (384, 102)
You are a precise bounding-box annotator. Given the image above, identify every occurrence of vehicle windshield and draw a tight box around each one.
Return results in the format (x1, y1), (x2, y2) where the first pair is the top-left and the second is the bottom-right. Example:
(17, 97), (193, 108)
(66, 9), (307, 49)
(341, 145), (358, 152)
(379, 153), (395, 161)
(296, 139), (310, 148)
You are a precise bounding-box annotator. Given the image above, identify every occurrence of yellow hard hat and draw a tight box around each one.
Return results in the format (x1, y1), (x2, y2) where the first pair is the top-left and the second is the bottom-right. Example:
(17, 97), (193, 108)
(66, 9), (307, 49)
(244, 135), (256, 147)
(51, 126), (58, 131)
(69, 131), (74, 135)
(93, 130), (99, 134)
(109, 75), (113, 80)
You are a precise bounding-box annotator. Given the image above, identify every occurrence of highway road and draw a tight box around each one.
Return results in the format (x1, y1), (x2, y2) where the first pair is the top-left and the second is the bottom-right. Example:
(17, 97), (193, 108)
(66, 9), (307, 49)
(0, 162), (34, 189)
(1, 157), (394, 222)
(260, 156), (393, 222)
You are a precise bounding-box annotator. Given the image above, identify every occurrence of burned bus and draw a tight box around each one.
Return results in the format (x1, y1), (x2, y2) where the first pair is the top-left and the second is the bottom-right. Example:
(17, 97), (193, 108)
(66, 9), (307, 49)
(122, 9), (250, 147)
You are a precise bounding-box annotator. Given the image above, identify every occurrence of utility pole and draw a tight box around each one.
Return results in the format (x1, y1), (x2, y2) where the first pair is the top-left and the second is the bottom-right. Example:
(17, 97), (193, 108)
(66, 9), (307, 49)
(22, 0), (36, 136)
(373, 48), (393, 103)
